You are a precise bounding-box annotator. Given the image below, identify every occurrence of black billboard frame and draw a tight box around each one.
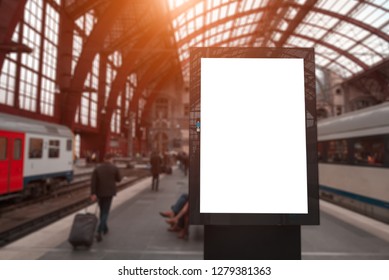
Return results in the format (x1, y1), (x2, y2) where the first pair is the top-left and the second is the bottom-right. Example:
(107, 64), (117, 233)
(189, 47), (319, 226)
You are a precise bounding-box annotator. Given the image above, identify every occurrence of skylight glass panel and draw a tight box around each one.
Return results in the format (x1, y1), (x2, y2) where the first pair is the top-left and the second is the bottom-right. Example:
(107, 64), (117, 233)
(298, 36), (314, 47)
(300, 24), (327, 39)
(213, 0), (221, 8)
(324, 33), (356, 50)
(210, 27), (217, 36)
(196, 15), (204, 29)
(225, 19), (234, 29)
(195, 2), (204, 15)
(368, 53), (382, 65)
(236, 26), (250, 36)
(176, 13), (186, 27)
(272, 32), (282, 41)
(315, 55), (331, 66)
(214, 34), (222, 44)
(315, 45), (339, 60)
(252, 12), (261, 23)
(188, 20), (195, 32)
(352, 3), (378, 24)
(239, 37), (247, 45)
(307, 12), (339, 30)
(211, 9), (219, 23)
(286, 35), (312, 47)
(189, 37), (196, 46)
(229, 38), (239, 46)
(179, 28), (187, 40)
(318, 0), (357, 15)
(368, 0), (389, 6)
(220, 5), (228, 17)
(255, 0), (267, 9)
(363, 34), (389, 56)
(195, 34), (204, 43)
(285, 7), (298, 20)
(228, 2), (238, 17)
(206, 11), (211, 24)
(222, 30), (230, 41)
(362, 8), (388, 28)
(335, 23), (370, 41)
(287, 36), (298, 45)
(278, 20), (288, 31)
(328, 64), (352, 78)
(242, 0), (255, 12)
(246, 14), (257, 25)
(350, 44), (382, 66)
(239, 16), (248, 26)
(336, 56), (363, 73)
(187, 8), (194, 21)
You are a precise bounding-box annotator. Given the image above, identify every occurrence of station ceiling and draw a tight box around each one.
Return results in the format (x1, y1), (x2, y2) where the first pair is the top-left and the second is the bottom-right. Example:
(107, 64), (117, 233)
(31, 0), (389, 86)
(166, 0), (389, 83)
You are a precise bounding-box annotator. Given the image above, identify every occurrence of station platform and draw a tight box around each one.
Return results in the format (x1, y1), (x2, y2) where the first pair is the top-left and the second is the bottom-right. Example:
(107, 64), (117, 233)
(1, 166), (389, 260)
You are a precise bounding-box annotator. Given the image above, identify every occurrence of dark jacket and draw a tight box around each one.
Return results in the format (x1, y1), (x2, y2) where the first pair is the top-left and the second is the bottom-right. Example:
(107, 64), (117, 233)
(150, 153), (162, 175)
(91, 162), (121, 197)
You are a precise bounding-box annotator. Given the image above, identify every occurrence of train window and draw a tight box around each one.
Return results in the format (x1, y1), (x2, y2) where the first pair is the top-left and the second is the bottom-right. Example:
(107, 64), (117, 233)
(0, 137), (7, 160)
(13, 139), (22, 160)
(353, 137), (384, 166)
(49, 140), (60, 158)
(29, 138), (43, 159)
(66, 139), (72, 151)
(327, 140), (348, 163)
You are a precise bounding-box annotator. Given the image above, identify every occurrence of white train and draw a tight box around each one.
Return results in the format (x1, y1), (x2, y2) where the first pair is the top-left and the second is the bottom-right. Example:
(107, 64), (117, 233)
(0, 112), (73, 200)
(318, 102), (389, 223)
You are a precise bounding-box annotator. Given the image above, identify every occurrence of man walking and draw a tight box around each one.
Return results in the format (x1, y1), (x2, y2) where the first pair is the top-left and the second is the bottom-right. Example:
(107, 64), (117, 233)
(150, 150), (162, 191)
(90, 153), (121, 242)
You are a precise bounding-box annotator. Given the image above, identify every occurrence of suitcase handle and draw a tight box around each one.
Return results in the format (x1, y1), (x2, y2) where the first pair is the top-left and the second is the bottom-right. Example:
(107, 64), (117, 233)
(84, 204), (98, 216)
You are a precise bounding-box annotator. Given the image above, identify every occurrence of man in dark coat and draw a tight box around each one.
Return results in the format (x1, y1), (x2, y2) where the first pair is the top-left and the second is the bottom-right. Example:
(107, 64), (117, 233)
(150, 151), (162, 191)
(91, 153), (121, 242)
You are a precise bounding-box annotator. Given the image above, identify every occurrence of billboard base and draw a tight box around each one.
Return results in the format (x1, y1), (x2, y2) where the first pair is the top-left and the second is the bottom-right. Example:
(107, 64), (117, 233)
(204, 225), (301, 260)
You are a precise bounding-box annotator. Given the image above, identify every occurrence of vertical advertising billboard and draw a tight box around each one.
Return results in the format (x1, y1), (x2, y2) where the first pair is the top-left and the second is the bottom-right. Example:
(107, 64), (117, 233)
(189, 48), (319, 225)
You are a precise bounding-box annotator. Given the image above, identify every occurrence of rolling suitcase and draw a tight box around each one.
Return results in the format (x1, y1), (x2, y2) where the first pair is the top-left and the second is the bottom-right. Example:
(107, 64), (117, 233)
(68, 211), (98, 249)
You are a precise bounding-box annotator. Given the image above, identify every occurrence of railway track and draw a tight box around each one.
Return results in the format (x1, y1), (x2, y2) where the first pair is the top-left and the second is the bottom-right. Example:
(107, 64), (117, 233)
(0, 172), (92, 214)
(0, 169), (150, 247)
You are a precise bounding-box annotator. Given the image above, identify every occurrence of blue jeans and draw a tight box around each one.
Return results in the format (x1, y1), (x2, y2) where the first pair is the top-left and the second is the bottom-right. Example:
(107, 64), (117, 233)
(97, 197), (113, 234)
(171, 193), (188, 214)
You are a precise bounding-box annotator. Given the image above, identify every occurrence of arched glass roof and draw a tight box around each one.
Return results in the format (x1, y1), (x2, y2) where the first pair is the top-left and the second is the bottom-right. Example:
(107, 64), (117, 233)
(166, 0), (389, 82)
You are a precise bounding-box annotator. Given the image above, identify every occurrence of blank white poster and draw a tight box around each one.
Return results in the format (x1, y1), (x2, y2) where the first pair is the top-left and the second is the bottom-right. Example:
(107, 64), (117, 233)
(200, 58), (308, 213)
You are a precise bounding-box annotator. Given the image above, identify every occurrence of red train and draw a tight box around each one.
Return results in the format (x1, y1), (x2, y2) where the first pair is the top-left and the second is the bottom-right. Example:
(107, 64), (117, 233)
(0, 112), (74, 201)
